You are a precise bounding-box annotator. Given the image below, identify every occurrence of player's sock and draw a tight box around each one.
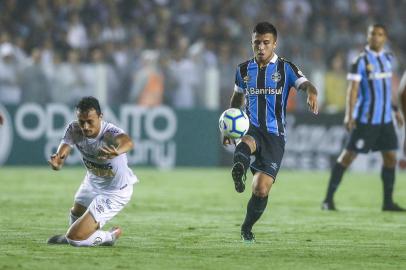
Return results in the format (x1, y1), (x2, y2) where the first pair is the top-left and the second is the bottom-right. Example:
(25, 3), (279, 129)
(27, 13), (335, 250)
(241, 194), (268, 232)
(66, 230), (114, 247)
(381, 167), (395, 206)
(69, 211), (80, 225)
(324, 163), (346, 202)
(233, 142), (251, 171)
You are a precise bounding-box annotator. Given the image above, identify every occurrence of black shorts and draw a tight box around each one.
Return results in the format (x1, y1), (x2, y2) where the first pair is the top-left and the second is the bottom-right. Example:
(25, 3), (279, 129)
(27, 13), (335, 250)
(246, 125), (285, 180)
(346, 122), (398, 153)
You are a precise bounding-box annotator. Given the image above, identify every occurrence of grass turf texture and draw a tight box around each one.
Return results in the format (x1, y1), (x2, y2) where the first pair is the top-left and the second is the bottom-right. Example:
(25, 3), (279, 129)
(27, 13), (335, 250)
(0, 167), (405, 270)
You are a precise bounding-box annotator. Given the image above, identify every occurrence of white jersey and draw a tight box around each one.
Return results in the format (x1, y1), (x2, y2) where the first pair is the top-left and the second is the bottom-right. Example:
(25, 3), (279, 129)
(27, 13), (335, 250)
(61, 120), (138, 191)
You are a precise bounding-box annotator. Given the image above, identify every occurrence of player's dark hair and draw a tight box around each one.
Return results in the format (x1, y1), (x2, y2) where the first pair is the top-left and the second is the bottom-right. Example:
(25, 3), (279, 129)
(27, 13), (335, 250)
(76, 96), (102, 116)
(253, 22), (277, 40)
(370, 23), (387, 35)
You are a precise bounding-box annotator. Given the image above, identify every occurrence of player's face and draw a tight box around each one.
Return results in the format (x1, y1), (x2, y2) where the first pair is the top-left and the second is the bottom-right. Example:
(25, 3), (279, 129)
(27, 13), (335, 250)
(252, 33), (277, 65)
(367, 26), (387, 51)
(76, 109), (102, 138)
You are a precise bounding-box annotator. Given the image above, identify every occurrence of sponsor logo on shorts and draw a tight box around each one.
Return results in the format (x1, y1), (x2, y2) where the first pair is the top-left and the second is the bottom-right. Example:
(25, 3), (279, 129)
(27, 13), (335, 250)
(105, 199), (112, 210)
(96, 204), (104, 214)
(356, 139), (365, 149)
(270, 162), (278, 171)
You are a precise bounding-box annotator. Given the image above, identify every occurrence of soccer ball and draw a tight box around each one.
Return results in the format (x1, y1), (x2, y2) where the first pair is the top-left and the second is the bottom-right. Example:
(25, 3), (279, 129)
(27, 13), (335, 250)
(219, 108), (250, 139)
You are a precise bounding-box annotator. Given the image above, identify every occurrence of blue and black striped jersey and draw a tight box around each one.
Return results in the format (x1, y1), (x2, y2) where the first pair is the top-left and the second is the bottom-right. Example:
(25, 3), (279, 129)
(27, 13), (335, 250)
(234, 54), (307, 136)
(348, 46), (394, 125)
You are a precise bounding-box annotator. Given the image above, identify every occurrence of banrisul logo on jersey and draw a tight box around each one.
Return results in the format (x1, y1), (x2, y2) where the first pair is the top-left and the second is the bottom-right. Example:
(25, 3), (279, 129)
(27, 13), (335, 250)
(0, 105), (13, 165)
(8, 104), (178, 168)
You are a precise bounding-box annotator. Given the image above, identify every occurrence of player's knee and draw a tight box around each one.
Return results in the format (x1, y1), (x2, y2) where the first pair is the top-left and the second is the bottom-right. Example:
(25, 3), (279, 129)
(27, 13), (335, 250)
(338, 151), (357, 167)
(241, 136), (256, 153)
(383, 153), (397, 167)
(252, 186), (269, 198)
(71, 206), (86, 217)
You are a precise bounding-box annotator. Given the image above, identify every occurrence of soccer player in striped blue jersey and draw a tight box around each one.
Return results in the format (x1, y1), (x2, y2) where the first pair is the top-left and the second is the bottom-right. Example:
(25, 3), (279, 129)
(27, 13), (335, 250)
(224, 22), (318, 242)
(322, 24), (405, 212)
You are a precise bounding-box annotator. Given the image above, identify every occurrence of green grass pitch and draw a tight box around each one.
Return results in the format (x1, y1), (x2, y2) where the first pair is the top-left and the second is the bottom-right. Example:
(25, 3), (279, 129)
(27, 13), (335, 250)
(0, 167), (405, 270)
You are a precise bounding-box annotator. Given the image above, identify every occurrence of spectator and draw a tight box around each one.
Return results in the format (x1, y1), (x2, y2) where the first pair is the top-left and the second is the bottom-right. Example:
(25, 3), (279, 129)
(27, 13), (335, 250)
(20, 48), (51, 104)
(129, 50), (164, 106)
(0, 43), (22, 105)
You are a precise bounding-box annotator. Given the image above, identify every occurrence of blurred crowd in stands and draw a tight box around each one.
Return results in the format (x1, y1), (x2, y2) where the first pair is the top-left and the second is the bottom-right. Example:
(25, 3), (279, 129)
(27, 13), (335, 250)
(0, 0), (405, 112)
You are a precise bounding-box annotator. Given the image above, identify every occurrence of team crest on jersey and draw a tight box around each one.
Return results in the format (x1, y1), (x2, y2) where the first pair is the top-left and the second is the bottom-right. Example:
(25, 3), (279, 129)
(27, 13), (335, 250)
(366, 64), (374, 72)
(243, 75), (250, 83)
(271, 72), (281, 82)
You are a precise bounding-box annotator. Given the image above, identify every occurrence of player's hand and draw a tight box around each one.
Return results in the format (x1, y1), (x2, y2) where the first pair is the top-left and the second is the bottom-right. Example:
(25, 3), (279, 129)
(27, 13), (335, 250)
(99, 145), (119, 160)
(48, 153), (64, 170)
(222, 136), (236, 146)
(395, 111), (404, 127)
(307, 92), (318, 115)
(344, 115), (356, 132)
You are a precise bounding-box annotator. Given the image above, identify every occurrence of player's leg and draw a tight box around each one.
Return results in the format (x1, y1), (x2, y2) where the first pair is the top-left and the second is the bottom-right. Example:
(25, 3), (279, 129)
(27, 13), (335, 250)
(375, 123), (405, 211)
(66, 186), (133, 247)
(381, 151), (405, 211)
(65, 210), (120, 247)
(47, 179), (95, 245)
(232, 135), (256, 193)
(47, 203), (88, 245)
(241, 172), (273, 242)
(70, 202), (87, 225)
(322, 149), (357, 210)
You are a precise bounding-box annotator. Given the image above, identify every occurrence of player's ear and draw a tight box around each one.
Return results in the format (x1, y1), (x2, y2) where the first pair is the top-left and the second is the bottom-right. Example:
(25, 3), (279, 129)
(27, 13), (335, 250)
(99, 113), (103, 119)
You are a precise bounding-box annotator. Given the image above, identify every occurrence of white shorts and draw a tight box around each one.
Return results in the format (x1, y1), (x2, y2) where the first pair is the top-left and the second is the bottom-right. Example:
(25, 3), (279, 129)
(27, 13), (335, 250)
(73, 180), (133, 228)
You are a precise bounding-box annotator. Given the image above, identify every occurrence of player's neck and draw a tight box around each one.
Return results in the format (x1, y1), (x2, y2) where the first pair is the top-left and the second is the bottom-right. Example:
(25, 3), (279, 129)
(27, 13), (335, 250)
(255, 53), (275, 68)
(368, 45), (384, 54)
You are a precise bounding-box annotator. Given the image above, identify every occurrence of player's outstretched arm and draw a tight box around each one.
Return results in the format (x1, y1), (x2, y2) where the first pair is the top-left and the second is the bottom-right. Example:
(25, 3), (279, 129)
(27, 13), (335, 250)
(48, 143), (71, 170)
(298, 81), (318, 115)
(343, 80), (360, 131)
(99, 134), (134, 160)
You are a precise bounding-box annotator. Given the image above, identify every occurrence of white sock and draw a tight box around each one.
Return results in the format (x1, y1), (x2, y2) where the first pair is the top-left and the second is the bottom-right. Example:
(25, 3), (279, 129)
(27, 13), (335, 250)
(66, 230), (114, 247)
(69, 211), (80, 225)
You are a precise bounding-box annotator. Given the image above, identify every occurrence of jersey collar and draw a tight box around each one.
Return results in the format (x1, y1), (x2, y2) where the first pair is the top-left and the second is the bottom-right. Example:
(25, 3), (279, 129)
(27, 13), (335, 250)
(269, 53), (278, 63)
(253, 53), (278, 66)
(365, 46), (385, 57)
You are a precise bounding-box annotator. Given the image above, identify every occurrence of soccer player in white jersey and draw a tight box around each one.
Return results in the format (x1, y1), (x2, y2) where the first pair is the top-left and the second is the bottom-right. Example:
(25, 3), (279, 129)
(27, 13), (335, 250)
(47, 96), (138, 246)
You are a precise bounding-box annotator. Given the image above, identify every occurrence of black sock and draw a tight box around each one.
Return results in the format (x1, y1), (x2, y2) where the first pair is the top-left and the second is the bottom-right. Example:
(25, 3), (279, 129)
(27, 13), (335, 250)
(381, 167), (395, 206)
(234, 142), (251, 171)
(241, 194), (268, 232)
(324, 163), (346, 202)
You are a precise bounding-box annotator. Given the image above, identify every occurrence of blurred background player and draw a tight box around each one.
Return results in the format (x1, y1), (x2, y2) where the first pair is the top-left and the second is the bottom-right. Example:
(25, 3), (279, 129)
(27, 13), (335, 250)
(47, 96), (138, 246)
(0, 112), (3, 125)
(225, 22), (318, 242)
(322, 24), (405, 212)
(399, 71), (406, 155)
